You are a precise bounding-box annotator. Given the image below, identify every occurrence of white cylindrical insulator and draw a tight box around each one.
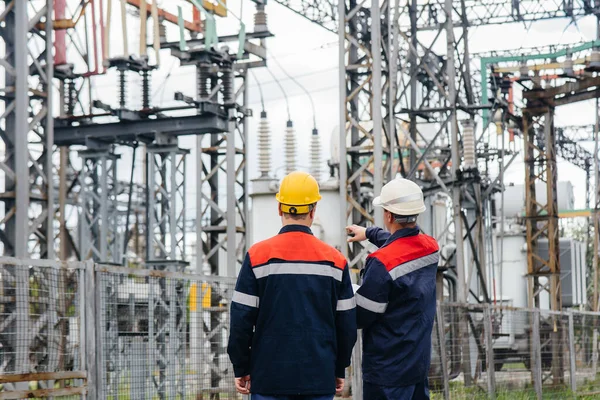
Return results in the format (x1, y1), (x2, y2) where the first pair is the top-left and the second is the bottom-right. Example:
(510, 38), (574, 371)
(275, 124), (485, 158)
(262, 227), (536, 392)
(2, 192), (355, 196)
(461, 119), (476, 169)
(257, 111), (271, 177)
(284, 120), (296, 174)
(310, 128), (322, 181)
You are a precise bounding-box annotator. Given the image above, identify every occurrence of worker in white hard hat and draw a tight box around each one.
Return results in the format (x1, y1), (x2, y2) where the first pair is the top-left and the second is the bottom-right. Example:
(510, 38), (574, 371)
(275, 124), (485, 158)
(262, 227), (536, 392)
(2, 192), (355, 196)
(228, 171), (357, 400)
(346, 178), (439, 400)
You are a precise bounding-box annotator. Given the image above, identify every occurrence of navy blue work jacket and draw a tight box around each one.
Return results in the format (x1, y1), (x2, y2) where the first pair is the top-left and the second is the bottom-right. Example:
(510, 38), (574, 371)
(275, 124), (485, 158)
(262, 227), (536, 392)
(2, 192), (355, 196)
(227, 225), (357, 396)
(356, 226), (439, 387)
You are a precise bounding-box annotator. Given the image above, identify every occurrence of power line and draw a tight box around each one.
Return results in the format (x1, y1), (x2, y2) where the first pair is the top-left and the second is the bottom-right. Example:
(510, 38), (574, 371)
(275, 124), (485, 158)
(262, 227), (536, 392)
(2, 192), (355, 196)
(268, 50), (317, 129)
(265, 66), (291, 120)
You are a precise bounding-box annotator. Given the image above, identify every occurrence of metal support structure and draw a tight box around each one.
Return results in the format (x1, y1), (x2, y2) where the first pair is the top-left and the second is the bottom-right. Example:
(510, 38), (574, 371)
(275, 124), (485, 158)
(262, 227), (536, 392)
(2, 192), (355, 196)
(79, 148), (121, 263)
(0, 0), (55, 259)
(146, 142), (188, 262)
(338, 0), (392, 265)
(195, 55), (249, 393)
(146, 260), (188, 400)
(522, 107), (563, 384)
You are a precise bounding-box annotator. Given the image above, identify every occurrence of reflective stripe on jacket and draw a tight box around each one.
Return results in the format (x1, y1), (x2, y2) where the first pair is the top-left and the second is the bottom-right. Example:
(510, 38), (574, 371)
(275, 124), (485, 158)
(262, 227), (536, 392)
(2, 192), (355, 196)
(227, 225), (357, 395)
(356, 226), (439, 387)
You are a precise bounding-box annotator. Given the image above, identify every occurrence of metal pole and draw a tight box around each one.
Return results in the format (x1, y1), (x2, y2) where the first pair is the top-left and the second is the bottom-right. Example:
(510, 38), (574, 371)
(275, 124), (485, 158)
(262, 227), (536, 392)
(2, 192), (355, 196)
(85, 261), (98, 400)
(196, 136), (203, 273)
(408, 0), (418, 171)
(595, 98), (600, 311)
(436, 305), (450, 400)
(226, 108), (237, 277)
(593, 329), (598, 376)
(59, 147), (69, 260)
(338, 0), (348, 257)
(445, 0), (472, 385)
(568, 309), (577, 394)
(45, 0), (55, 259)
(484, 304), (496, 399)
(371, 0), (383, 227)
(388, 0), (399, 181)
(170, 149), (178, 260)
(14, 0), (29, 258)
(532, 310), (543, 400)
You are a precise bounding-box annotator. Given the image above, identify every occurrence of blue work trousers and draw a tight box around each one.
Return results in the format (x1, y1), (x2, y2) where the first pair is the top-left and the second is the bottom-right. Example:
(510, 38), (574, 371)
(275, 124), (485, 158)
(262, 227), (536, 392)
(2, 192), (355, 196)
(251, 395), (333, 400)
(363, 379), (430, 400)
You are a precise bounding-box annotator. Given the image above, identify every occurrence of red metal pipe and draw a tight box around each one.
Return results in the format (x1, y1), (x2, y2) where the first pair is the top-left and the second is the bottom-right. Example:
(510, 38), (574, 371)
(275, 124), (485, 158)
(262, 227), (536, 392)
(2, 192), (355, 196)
(54, 0), (67, 65)
(99, 0), (106, 69)
(91, 0), (100, 74)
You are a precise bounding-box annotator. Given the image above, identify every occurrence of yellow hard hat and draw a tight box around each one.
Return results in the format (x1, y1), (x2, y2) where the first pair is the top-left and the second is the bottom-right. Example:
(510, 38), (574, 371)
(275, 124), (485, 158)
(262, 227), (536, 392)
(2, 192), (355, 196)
(276, 171), (322, 214)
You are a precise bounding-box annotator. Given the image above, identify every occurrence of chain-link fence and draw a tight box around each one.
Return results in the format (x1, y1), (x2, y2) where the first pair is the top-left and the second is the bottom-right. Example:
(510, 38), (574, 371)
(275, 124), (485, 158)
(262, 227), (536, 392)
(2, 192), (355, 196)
(429, 304), (600, 399)
(0, 257), (88, 399)
(94, 263), (238, 399)
(5, 257), (600, 399)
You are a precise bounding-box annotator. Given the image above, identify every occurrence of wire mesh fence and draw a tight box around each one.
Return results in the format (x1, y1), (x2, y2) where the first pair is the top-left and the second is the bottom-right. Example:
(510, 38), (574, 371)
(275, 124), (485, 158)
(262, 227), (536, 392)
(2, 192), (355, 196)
(0, 257), (87, 398)
(94, 263), (239, 400)
(6, 257), (600, 399)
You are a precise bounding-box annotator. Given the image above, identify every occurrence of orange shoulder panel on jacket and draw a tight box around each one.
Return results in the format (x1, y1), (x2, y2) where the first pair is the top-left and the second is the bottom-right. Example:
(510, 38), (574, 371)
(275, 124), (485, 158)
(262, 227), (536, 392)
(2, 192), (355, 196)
(369, 233), (439, 272)
(248, 232), (347, 269)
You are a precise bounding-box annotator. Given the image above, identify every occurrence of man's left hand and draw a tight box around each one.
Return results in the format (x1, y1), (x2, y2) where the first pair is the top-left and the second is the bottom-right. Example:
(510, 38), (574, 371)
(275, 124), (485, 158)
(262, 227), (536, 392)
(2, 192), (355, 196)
(235, 375), (251, 394)
(336, 377), (345, 395)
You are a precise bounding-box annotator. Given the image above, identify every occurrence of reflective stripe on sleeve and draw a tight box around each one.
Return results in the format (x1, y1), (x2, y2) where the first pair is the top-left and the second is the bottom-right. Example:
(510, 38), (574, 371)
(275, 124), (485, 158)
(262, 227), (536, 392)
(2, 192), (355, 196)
(356, 293), (388, 313)
(232, 290), (260, 308)
(388, 252), (439, 281)
(336, 297), (356, 311)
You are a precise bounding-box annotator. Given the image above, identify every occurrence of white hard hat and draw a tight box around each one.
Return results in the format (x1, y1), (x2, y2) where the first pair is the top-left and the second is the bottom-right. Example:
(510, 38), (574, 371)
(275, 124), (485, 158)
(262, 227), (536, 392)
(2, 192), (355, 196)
(373, 178), (426, 216)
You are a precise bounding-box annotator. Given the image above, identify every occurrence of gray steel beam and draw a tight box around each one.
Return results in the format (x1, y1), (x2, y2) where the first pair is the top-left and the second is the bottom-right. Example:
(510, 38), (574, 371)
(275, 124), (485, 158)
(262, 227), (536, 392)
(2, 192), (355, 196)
(54, 113), (228, 146)
(273, 0), (598, 33)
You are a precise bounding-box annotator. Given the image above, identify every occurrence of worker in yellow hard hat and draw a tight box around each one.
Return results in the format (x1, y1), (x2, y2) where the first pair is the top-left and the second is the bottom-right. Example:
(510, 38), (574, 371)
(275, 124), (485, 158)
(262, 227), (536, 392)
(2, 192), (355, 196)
(228, 171), (357, 400)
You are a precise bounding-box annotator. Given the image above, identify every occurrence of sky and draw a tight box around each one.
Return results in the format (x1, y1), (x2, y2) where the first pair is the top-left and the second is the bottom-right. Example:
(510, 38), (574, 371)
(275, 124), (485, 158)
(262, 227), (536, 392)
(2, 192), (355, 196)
(78, 0), (600, 222)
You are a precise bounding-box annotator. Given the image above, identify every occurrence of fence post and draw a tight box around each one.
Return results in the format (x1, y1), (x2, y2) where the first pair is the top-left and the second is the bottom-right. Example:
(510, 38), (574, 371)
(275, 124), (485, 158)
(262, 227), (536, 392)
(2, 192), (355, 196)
(436, 305), (450, 400)
(568, 310), (577, 394)
(593, 329), (598, 377)
(532, 309), (543, 400)
(84, 260), (97, 400)
(484, 304), (496, 399)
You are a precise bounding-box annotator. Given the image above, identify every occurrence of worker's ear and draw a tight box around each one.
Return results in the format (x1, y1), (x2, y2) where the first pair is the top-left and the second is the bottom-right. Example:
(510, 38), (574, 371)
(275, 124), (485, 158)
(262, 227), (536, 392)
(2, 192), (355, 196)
(278, 203), (283, 217)
(309, 206), (316, 219)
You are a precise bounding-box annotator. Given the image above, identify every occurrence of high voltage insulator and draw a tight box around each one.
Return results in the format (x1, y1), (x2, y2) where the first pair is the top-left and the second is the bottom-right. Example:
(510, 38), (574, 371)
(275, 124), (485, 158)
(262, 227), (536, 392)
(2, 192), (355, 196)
(284, 120), (296, 174)
(461, 119), (476, 170)
(310, 128), (321, 181)
(222, 66), (234, 105)
(118, 69), (127, 109)
(197, 64), (211, 99)
(254, 4), (267, 32)
(257, 111), (272, 177)
(141, 70), (151, 110)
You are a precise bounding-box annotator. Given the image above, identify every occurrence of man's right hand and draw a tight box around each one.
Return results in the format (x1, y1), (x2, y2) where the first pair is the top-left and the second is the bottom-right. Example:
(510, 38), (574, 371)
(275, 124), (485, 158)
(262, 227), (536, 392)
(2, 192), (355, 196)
(235, 375), (251, 394)
(336, 377), (345, 394)
(346, 225), (367, 243)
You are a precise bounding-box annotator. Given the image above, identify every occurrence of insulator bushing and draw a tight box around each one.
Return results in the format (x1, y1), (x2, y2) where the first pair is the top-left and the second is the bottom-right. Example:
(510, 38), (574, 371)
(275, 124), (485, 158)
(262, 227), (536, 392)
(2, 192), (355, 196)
(197, 64), (211, 99)
(310, 129), (322, 182)
(222, 66), (234, 105)
(141, 70), (151, 110)
(64, 79), (76, 116)
(257, 111), (271, 177)
(461, 119), (476, 170)
(118, 69), (127, 109)
(284, 120), (296, 174)
(254, 5), (267, 32)
(158, 22), (167, 43)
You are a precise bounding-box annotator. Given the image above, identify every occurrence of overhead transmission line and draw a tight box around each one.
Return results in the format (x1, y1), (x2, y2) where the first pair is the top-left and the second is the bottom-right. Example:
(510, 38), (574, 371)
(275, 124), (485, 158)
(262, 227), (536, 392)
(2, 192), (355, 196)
(268, 51), (317, 130)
